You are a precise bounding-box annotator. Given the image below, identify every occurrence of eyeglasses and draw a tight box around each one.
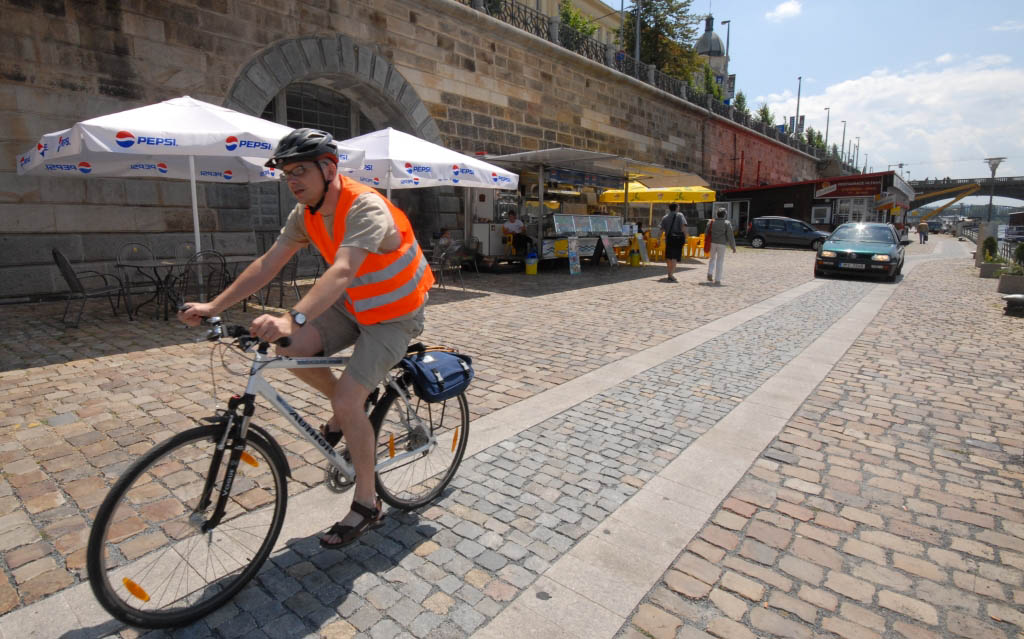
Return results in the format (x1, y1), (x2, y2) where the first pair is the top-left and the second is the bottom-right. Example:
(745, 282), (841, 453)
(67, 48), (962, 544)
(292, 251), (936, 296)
(280, 164), (312, 180)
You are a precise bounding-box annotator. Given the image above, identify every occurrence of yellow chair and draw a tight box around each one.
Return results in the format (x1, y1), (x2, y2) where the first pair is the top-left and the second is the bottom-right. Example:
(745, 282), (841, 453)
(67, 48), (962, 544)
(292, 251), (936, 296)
(684, 235), (698, 257)
(503, 233), (515, 256)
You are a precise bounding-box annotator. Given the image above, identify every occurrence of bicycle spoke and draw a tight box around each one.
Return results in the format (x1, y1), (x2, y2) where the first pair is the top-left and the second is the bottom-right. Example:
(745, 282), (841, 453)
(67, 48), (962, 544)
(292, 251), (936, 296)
(88, 426), (287, 628)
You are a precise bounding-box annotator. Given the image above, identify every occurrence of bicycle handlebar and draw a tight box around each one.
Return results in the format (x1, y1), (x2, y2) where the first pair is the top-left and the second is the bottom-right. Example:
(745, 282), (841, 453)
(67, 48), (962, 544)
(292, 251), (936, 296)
(179, 305), (291, 350)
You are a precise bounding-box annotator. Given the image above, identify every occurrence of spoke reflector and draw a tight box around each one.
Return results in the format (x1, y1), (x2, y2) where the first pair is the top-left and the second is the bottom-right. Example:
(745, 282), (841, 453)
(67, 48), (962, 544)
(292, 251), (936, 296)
(240, 452), (259, 467)
(388, 433), (395, 458)
(451, 426), (459, 452)
(123, 578), (150, 602)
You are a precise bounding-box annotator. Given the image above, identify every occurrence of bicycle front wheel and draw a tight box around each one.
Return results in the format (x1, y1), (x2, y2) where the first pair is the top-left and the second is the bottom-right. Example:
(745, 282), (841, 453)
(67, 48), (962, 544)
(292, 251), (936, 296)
(371, 388), (469, 510)
(86, 424), (288, 629)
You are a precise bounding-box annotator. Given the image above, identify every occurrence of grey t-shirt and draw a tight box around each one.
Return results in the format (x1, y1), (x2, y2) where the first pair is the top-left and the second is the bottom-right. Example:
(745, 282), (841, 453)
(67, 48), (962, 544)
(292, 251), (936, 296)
(279, 191), (400, 261)
(660, 211), (687, 235)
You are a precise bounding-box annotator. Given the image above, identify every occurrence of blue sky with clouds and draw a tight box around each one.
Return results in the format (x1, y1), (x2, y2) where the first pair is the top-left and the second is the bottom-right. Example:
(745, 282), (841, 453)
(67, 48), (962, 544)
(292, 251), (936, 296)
(629, 0), (1024, 205)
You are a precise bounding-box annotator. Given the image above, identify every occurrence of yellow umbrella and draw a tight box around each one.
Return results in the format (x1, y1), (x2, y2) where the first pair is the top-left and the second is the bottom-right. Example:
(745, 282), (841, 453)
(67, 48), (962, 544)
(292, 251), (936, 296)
(599, 184), (716, 203)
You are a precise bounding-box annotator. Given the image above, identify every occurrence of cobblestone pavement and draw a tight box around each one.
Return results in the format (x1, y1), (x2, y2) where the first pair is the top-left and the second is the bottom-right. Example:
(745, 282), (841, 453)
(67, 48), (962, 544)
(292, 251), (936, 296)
(620, 251), (1024, 639)
(4, 237), (1021, 639)
(0, 247), (814, 612)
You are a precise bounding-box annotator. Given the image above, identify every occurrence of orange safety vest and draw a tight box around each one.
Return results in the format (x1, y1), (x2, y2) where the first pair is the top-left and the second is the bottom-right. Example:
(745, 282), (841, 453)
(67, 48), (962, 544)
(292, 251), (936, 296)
(303, 177), (433, 324)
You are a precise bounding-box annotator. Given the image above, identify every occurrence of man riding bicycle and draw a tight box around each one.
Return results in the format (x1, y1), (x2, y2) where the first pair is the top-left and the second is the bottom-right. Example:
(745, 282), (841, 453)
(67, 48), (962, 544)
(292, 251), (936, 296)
(178, 128), (434, 549)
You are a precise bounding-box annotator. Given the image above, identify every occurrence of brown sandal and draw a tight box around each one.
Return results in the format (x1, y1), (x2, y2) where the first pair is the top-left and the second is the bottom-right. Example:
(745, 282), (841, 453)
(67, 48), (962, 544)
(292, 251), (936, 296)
(319, 499), (384, 549)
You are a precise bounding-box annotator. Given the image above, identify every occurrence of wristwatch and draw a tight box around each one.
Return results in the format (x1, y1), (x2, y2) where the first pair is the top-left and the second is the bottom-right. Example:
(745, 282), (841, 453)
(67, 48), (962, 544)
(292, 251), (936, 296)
(288, 309), (307, 327)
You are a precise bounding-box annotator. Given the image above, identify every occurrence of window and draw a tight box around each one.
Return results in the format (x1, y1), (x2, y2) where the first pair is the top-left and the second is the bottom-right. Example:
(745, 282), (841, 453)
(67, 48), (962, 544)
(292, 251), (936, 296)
(261, 83), (374, 141)
(811, 205), (830, 224)
(787, 220), (810, 233)
(767, 219), (787, 232)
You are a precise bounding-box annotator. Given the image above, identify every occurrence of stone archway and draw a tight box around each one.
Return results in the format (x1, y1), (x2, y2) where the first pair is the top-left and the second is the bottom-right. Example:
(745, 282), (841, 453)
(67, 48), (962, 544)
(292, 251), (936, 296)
(222, 35), (449, 244)
(224, 34), (439, 143)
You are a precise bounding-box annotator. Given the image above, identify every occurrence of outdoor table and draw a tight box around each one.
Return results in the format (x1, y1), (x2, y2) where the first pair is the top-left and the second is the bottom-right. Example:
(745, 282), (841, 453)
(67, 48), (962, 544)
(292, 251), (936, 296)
(116, 258), (187, 320)
(118, 256), (257, 320)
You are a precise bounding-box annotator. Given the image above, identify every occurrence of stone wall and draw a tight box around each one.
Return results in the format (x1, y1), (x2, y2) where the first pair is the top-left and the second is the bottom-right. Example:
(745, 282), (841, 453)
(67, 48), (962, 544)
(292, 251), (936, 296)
(0, 0), (818, 298)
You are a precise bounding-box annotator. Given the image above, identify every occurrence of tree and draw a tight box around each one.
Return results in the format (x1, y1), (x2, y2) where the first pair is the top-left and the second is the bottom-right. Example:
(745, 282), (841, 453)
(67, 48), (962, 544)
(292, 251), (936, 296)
(702, 63), (722, 100)
(618, 0), (702, 81)
(831, 143), (840, 157)
(559, 0), (597, 38)
(733, 91), (749, 116)
(756, 102), (774, 126)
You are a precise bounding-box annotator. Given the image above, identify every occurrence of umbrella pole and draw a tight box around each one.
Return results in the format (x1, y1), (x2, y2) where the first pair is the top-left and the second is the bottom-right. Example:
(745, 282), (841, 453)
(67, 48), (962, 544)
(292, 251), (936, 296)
(386, 163), (392, 200)
(188, 155), (205, 301)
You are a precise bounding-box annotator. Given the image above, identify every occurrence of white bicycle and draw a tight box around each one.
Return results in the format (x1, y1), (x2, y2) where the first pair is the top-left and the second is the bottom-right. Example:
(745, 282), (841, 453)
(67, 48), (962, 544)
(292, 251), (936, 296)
(85, 316), (469, 628)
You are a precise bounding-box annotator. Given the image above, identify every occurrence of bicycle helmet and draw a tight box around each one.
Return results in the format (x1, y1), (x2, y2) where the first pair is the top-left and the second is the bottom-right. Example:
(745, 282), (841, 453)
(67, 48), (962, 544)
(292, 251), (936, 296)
(265, 128), (338, 168)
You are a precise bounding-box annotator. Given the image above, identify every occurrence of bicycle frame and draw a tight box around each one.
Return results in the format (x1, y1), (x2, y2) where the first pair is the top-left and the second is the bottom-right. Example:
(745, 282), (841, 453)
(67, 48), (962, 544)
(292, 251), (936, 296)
(233, 350), (435, 481)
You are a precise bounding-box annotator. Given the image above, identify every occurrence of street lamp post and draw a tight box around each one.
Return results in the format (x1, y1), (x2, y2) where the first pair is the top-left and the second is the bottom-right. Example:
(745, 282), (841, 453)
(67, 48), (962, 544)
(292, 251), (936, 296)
(840, 120), (846, 161)
(984, 156), (1006, 222)
(854, 137), (860, 168)
(823, 107), (830, 150)
(633, 0), (641, 74)
(721, 19), (730, 57)
(794, 76), (802, 137)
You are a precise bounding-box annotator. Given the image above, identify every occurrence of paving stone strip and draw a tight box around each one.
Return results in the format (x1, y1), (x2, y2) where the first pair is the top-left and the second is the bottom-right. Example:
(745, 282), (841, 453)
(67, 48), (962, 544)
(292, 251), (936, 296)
(619, 256), (1024, 639)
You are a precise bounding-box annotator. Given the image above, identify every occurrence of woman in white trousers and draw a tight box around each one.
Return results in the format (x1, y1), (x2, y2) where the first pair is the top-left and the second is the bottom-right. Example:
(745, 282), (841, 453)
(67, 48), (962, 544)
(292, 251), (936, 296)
(706, 208), (737, 285)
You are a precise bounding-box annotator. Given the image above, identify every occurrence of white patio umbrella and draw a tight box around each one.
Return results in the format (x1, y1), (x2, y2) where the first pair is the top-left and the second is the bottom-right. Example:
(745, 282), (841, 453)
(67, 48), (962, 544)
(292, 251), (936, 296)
(15, 95), (365, 252)
(339, 127), (519, 197)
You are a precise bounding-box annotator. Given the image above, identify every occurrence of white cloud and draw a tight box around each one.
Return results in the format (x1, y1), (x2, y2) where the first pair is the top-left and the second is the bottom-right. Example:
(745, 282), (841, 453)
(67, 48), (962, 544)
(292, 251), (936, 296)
(765, 1), (802, 22)
(935, 53), (953, 64)
(991, 20), (1024, 32)
(761, 56), (1024, 183)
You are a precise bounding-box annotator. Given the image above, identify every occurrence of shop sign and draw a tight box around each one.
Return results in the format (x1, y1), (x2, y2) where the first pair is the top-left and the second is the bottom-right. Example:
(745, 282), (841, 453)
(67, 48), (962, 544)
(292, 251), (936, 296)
(814, 178), (882, 199)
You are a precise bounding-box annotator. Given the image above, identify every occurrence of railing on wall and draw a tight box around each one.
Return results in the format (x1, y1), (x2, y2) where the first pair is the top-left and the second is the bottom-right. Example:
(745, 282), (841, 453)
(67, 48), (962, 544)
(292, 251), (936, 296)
(456, 0), (829, 161)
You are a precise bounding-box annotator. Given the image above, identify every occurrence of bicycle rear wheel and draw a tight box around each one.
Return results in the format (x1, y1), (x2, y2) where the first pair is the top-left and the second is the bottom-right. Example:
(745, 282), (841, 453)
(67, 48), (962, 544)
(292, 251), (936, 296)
(86, 424), (288, 629)
(371, 387), (469, 510)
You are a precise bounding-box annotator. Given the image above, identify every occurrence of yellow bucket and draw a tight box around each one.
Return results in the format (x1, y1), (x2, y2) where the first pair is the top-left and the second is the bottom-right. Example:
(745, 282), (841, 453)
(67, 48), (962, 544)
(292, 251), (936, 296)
(525, 255), (538, 275)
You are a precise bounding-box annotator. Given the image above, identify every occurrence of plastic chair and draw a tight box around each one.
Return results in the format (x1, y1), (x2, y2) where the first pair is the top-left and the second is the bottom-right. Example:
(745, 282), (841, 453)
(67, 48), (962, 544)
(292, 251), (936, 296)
(52, 248), (129, 327)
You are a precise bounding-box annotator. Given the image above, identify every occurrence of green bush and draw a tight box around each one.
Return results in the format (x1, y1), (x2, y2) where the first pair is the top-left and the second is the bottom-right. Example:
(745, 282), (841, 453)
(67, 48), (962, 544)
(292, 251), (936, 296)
(1015, 242), (1024, 266)
(981, 236), (999, 262)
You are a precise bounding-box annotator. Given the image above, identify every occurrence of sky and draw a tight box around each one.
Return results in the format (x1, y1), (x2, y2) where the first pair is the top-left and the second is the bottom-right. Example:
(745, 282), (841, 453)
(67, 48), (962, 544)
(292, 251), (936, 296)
(633, 0), (1024, 206)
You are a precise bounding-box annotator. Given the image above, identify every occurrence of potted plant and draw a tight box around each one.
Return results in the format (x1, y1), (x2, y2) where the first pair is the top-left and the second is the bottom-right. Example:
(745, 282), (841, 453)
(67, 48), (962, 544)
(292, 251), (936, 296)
(979, 236), (1004, 278)
(997, 243), (1024, 294)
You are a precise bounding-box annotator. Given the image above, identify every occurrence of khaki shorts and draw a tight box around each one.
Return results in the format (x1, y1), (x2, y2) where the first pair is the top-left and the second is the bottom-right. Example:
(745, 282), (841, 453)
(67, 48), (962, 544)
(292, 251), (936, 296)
(313, 300), (425, 391)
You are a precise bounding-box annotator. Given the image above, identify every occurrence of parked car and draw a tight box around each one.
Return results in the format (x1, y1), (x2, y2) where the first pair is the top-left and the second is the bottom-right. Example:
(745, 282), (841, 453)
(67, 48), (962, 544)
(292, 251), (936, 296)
(747, 216), (830, 250)
(815, 222), (911, 282)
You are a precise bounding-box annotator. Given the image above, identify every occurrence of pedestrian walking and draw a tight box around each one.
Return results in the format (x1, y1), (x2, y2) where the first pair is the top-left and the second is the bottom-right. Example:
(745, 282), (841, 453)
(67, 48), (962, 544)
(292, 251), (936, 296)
(917, 221), (929, 244)
(659, 203), (687, 282)
(705, 207), (737, 285)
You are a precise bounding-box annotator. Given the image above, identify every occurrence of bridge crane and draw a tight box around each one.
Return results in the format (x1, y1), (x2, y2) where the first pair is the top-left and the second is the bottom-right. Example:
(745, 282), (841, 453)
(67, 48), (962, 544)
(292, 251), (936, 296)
(913, 183), (981, 222)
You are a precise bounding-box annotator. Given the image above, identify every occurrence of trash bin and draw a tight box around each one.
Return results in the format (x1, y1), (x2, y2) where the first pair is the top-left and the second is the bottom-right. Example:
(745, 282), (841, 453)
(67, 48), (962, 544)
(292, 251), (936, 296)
(629, 248), (640, 266)
(525, 252), (538, 275)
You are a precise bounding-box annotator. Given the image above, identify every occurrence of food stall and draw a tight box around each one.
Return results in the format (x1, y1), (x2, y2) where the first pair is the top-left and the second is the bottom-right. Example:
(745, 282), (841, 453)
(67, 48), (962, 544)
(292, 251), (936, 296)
(470, 148), (706, 266)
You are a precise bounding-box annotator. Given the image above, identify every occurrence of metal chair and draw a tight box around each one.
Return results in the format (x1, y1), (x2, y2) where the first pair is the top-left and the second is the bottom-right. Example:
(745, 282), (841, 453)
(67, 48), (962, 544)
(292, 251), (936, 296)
(429, 247), (465, 291)
(259, 253), (301, 310)
(52, 248), (130, 328)
(170, 250), (229, 309)
(115, 242), (161, 317)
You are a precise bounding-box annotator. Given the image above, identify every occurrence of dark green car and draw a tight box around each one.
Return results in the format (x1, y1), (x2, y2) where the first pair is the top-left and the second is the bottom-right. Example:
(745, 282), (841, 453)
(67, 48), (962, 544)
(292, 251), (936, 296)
(814, 223), (911, 281)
